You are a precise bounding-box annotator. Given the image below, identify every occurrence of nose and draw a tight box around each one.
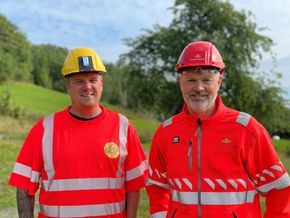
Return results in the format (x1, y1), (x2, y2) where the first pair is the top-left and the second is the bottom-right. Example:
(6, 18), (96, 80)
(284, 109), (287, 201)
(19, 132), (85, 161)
(192, 80), (205, 92)
(82, 81), (92, 90)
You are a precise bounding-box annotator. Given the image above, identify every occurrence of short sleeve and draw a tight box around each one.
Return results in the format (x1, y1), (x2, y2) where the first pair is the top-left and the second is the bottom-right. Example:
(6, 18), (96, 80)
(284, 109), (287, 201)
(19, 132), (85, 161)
(8, 119), (44, 195)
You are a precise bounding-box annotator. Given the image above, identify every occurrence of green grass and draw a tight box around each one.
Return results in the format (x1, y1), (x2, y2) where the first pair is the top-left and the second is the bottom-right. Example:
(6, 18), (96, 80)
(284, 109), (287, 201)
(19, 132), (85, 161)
(0, 81), (70, 116)
(273, 139), (290, 172)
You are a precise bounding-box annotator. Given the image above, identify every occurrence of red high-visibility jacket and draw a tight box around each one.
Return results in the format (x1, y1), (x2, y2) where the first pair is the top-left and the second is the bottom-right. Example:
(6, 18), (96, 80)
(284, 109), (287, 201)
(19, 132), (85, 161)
(146, 97), (290, 218)
(9, 106), (148, 218)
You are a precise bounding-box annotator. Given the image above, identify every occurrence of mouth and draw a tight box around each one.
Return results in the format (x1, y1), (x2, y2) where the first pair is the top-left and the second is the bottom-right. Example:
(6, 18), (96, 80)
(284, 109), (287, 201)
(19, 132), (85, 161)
(80, 93), (95, 97)
(189, 94), (207, 100)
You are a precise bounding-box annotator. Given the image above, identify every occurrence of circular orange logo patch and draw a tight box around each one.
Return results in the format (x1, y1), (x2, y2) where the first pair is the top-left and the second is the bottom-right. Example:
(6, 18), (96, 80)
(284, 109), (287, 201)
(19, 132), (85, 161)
(104, 142), (119, 158)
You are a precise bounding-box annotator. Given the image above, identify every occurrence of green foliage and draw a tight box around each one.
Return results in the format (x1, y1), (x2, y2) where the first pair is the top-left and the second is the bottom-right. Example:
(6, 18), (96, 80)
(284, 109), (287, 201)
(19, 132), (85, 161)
(31, 44), (67, 91)
(0, 13), (67, 92)
(0, 14), (32, 82)
(123, 0), (290, 136)
(0, 88), (26, 119)
(102, 60), (130, 107)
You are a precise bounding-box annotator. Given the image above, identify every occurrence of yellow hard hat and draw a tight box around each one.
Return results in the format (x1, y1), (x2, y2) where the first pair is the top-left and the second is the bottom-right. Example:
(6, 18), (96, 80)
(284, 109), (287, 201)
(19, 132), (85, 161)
(61, 48), (107, 77)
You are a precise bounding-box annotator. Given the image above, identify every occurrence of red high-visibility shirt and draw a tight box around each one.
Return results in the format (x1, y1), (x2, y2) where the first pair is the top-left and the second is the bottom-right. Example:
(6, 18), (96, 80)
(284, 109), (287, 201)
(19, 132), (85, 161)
(146, 96), (290, 218)
(9, 105), (148, 218)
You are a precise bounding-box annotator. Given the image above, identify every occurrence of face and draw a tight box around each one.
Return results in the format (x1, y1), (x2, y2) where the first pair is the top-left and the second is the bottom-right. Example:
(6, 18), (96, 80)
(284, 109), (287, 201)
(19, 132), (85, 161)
(179, 68), (222, 115)
(65, 72), (103, 112)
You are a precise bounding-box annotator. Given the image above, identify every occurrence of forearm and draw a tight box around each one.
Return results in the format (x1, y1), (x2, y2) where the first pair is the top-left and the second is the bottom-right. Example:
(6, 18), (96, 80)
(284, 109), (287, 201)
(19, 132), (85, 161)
(126, 190), (140, 218)
(16, 188), (35, 218)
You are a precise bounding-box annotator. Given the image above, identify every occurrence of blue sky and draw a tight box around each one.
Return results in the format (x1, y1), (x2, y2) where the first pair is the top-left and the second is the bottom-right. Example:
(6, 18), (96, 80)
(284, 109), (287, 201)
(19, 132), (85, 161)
(0, 0), (289, 98)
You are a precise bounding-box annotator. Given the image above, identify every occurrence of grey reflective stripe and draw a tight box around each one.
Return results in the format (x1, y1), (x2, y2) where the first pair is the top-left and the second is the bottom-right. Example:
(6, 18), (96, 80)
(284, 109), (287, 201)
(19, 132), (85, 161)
(126, 160), (148, 181)
(117, 114), (128, 177)
(171, 190), (256, 205)
(12, 162), (40, 183)
(42, 177), (125, 191)
(236, 112), (251, 127)
(42, 114), (55, 182)
(152, 211), (167, 218)
(147, 178), (170, 189)
(40, 201), (125, 217)
(257, 172), (290, 193)
(163, 117), (172, 128)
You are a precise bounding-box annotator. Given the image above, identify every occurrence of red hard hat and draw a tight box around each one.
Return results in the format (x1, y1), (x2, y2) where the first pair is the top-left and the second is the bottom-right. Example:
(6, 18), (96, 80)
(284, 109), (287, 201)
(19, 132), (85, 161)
(176, 41), (225, 74)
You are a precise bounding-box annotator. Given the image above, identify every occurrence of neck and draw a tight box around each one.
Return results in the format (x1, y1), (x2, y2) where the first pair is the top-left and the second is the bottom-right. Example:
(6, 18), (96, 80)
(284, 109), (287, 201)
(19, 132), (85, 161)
(69, 105), (102, 119)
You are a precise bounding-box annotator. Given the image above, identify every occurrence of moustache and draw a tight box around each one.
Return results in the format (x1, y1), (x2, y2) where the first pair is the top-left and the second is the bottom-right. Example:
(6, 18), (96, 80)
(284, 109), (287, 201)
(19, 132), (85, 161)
(189, 91), (208, 97)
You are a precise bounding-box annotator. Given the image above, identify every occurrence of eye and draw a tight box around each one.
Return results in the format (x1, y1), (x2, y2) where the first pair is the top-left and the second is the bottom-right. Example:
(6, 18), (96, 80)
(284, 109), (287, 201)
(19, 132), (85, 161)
(90, 78), (98, 83)
(74, 80), (84, 84)
(203, 79), (213, 84)
(187, 79), (195, 82)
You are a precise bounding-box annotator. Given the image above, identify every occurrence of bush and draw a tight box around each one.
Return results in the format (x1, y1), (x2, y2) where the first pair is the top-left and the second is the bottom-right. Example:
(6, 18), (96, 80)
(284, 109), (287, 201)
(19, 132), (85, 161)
(0, 90), (26, 119)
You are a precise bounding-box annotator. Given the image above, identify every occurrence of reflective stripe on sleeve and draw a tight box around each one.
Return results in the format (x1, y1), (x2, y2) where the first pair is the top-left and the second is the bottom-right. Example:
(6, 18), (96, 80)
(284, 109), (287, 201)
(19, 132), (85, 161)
(40, 201), (125, 217)
(42, 177), (125, 191)
(236, 112), (251, 127)
(152, 211), (167, 218)
(171, 190), (256, 205)
(42, 114), (55, 181)
(147, 178), (170, 189)
(117, 114), (128, 177)
(163, 117), (172, 128)
(12, 162), (40, 183)
(257, 172), (290, 193)
(126, 160), (148, 181)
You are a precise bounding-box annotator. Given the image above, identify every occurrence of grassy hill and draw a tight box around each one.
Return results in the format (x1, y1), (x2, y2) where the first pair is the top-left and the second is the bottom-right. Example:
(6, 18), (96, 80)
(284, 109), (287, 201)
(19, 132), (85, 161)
(0, 81), (289, 217)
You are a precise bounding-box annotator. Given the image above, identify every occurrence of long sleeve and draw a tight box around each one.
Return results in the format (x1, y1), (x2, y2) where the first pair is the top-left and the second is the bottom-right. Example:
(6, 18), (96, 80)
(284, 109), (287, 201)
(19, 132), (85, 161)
(245, 126), (290, 217)
(146, 131), (170, 218)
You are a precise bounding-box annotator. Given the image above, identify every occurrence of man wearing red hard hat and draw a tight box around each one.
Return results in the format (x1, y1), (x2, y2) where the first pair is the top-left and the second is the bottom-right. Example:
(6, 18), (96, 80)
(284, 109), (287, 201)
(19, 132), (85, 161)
(146, 41), (290, 218)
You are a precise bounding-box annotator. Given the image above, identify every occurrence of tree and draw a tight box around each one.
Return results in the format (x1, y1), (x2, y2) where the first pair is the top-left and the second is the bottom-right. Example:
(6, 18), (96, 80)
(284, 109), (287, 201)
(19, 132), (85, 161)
(102, 60), (130, 107)
(123, 0), (289, 135)
(31, 45), (51, 88)
(31, 44), (67, 91)
(0, 14), (32, 82)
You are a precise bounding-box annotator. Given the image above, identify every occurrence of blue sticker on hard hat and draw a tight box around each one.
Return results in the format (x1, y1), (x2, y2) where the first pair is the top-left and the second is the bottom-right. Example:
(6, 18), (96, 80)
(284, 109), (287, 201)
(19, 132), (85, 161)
(78, 56), (94, 72)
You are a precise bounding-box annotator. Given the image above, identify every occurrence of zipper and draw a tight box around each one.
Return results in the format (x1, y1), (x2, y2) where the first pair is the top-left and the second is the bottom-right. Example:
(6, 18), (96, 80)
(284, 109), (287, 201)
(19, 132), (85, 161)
(232, 211), (238, 218)
(195, 118), (202, 218)
(188, 138), (192, 171)
(171, 209), (177, 218)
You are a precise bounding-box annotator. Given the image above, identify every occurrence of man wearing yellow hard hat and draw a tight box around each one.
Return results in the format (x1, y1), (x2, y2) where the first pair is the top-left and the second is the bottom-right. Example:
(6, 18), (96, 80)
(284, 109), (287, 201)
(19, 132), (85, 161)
(9, 48), (148, 218)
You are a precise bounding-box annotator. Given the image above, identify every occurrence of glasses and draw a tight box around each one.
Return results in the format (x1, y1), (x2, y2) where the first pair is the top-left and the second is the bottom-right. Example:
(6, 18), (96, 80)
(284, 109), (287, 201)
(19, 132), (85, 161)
(181, 67), (221, 75)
